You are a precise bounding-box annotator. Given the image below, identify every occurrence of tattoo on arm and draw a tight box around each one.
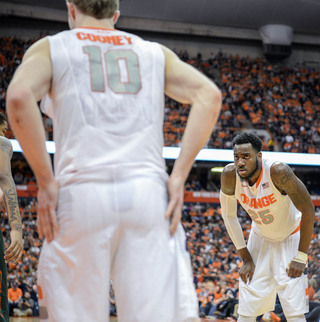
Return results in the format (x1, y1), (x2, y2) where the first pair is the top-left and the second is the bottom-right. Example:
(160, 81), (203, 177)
(278, 167), (294, 186)
(271, 162), (312, 210)
(0, 139), (13, 158)
(0, 139), (21, 231)
(3, 186), (22, 232)
(271, 162), (294, 194)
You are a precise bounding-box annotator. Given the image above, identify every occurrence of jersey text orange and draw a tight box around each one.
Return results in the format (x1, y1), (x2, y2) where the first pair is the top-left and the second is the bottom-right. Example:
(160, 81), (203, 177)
(240, 193), (277, 209)
(76, 32), (132, 45)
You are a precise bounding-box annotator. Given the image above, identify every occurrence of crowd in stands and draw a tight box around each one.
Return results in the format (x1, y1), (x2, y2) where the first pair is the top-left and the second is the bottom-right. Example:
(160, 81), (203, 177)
(1, 36), (320, 153)
(173, 50), (320, 153)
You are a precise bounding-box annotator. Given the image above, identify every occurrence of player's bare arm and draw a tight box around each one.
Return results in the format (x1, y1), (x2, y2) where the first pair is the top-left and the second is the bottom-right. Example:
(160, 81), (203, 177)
(0, 137), (23, 265)
(7, 38), (59, 242)
(220, 163), (236, 195)
(271, 162), (315, 277)
(162, 46), (222, 235)
(220, 164), (255, 283)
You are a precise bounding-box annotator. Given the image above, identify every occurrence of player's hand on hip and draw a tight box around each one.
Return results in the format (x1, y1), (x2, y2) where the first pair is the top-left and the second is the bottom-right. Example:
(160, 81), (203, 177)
(287, 260), (306, 278)
(37, 178), (59, 242)
(239, 260), (255, 284)
(165, 175), (184, 236)
(5, 230), (23, 265)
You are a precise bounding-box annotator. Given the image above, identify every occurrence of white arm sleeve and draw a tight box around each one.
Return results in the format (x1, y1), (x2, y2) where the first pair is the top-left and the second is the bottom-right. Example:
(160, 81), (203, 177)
(220, 190), (246, 250)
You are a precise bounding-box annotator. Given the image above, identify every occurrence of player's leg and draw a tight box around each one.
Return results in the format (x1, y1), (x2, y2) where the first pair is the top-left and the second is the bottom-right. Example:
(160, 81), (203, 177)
(112, 176), (197, 322)
(38, 183), (118, 322)
(237, 315), (256, 322)
(0, 233), (8, 322)
(276, 232), (309, 319)
(238, 231), (277, 317)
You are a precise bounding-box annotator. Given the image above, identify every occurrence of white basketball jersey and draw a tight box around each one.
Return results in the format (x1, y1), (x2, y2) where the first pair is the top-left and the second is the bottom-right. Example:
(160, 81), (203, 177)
(235, 158), (301, 241)
(41, 28), (167, 186)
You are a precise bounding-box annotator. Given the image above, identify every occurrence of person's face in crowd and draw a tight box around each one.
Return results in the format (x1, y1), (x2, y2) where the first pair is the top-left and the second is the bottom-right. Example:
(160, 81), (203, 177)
(233, 143), (262, 184)
(0, 121), (8, 137)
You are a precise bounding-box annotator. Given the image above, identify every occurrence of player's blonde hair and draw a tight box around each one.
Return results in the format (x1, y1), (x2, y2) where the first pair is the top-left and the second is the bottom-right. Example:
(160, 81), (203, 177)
(67, 0), (119, 19)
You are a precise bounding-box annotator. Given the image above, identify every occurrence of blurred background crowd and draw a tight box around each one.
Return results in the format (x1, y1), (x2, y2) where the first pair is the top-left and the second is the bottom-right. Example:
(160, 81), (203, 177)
(1, 36), (320, 153)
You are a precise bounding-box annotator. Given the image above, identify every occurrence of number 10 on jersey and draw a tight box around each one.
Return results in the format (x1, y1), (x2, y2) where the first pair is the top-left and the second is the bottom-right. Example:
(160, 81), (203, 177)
(83, 46), (142, 94)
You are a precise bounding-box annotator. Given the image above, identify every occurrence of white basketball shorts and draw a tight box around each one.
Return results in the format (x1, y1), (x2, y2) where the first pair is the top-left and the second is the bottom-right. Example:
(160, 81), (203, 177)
(38, 177), (198, 322)
(238, 229), (309, 317)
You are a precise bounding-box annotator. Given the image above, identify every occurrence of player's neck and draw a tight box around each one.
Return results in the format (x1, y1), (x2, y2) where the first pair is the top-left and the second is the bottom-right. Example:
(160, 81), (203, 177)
(247, 162), (262, 187)
(247, 170), (261, 187)
(76, 16), (115, 30)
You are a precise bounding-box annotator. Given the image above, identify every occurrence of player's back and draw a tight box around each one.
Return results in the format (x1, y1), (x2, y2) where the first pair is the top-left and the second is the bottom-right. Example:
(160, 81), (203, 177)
(42, 28), (167, 186)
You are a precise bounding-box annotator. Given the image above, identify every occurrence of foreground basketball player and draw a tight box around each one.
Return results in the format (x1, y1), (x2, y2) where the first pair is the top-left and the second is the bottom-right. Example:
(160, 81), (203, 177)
(6, 0), (222, 320)
(0, 112), (23, 322)
(220, 132), (314, 322)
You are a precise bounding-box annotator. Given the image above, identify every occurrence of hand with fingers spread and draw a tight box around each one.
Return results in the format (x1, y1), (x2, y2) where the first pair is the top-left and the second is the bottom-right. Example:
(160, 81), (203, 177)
(37, 178), (59, 242)
(5, 229), (23, 265)
(165, 175), (185, 236)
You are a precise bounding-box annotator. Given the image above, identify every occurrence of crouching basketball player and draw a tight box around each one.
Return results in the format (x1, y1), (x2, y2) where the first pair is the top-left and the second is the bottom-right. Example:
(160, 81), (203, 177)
(220, 132), (314, 322)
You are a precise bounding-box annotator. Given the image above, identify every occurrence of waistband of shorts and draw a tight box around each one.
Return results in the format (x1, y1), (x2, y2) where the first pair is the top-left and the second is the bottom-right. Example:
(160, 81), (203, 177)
(290, 221), (301, 235)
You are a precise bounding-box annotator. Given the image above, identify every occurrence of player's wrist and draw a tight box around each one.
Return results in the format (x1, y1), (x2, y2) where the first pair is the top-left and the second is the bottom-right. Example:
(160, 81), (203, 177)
(292, 251), (308, 264)
(238, 247), (253, 263)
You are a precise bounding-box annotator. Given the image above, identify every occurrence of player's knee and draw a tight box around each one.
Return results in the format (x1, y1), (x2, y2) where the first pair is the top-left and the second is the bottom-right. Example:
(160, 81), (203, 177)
(286, 314), (306, 322)
(237, 315), (256, 322)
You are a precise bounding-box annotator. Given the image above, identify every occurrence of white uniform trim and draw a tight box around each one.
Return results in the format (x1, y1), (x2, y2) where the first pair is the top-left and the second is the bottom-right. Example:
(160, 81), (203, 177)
(220, 190), (246, 250)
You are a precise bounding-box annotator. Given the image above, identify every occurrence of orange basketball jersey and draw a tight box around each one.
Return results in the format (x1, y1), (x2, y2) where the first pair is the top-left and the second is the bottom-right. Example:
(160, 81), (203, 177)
(235, 158), (301, 241)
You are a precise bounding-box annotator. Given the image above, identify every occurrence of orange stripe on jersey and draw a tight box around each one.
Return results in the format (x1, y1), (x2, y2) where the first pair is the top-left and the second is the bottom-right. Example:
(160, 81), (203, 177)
(256, 161), (263, 187)
(290, 222), (301, 235)
(38, 285), (43, 300)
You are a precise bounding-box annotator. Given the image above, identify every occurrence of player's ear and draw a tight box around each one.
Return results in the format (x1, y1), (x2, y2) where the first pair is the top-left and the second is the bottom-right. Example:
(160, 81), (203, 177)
(257, 152), (262, 161)
(66, 2), (76, 21)
(113, 10), (120, 24)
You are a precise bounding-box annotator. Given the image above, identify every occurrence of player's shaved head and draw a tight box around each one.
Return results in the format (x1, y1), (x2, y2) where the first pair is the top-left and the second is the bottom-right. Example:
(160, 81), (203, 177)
(66, 0), (119, 19)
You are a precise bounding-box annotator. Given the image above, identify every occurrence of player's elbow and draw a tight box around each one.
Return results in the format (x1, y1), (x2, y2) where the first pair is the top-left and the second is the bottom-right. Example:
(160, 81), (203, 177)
(205, 84), (222, 110)
(199, 83), (222, 119)
(6, 84), (32, 123)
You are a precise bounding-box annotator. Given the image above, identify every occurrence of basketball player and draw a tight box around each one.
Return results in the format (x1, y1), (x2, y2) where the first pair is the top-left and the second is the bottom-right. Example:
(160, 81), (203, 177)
(220, 132), (315, 322)
(0, 112), (23, 322)
(6, 0), (222, 321)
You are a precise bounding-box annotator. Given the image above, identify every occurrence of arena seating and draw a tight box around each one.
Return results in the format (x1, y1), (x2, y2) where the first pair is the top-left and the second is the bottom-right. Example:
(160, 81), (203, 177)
(1, 37), (320, 153)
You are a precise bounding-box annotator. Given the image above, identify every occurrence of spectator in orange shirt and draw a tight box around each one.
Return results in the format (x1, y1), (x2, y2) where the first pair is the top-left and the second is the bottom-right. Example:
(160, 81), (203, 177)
(8, 282), (22, 316)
